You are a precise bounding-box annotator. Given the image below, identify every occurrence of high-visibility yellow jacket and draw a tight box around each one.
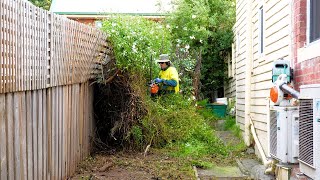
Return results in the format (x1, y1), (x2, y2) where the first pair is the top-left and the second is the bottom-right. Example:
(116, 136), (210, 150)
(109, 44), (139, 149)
(159, 66), (179, 93)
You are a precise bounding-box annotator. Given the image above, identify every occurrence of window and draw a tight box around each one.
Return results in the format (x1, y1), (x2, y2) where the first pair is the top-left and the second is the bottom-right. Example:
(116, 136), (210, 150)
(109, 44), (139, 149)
(308, 0), (320, 43)
(236, 32), (240, 55)
(228, 51), (233, 78)
(258, 6), (264, 54)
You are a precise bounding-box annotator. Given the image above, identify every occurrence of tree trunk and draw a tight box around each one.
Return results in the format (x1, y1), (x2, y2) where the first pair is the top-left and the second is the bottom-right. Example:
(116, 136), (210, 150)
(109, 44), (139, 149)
(192, 50), (202, 100)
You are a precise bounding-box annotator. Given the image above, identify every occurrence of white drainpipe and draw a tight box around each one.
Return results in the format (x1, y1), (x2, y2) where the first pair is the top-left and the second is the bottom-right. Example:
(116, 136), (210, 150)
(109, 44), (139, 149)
(249, 117), (272, 167)
(244, 0), (253, 146)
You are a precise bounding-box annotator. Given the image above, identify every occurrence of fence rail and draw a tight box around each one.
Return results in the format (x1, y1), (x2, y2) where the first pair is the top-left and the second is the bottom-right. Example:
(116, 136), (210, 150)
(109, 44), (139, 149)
(0, 0), (107, 94)
(0, 0), (108, 179)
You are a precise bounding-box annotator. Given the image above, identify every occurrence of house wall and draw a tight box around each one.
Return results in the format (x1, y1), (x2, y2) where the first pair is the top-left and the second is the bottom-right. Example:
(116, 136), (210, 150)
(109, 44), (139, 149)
(293, 0), (320, 89)
(251, 0), (292, 152)
(235, 0), (291, 153)
(224, 78), (236, 98)
(235, 0), (248, 132)
(225, 45), (236, 99)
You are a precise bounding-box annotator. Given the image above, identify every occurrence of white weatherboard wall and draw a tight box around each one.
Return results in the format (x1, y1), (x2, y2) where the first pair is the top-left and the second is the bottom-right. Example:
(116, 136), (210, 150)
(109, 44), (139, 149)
(235, 0), (292, 155)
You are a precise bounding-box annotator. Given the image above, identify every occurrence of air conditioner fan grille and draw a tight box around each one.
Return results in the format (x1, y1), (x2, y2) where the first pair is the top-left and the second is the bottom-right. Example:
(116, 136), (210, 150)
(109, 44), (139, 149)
(299, 99), (313, 167)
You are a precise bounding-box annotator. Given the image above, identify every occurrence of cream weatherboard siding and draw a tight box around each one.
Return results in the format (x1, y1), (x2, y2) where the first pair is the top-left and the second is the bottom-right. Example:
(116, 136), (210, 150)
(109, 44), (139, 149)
(235, 0), (248, 131)
(234, 0), (291, 154)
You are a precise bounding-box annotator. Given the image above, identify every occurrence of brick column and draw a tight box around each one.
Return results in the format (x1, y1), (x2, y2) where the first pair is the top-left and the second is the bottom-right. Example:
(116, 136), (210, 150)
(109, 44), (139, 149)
(292, 0), (307, 89)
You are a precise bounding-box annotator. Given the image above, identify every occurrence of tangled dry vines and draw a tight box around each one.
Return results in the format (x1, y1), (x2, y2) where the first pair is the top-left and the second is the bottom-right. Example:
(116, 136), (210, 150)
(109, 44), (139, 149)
(93, 40), (147, 151)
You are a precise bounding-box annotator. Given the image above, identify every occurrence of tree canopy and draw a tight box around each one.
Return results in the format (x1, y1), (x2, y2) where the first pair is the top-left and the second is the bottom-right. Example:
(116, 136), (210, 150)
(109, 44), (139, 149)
(166, 0), (236, 101)
(28, 0), (51, 10)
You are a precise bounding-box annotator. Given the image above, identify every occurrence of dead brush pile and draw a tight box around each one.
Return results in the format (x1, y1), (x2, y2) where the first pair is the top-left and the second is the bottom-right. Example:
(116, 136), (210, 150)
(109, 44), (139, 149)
(93, 52), (149, 151)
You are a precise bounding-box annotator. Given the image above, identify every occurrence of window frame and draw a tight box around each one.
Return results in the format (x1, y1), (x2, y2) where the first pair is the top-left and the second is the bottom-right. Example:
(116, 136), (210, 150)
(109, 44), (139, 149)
(307, 0), (320, 44)
(258, 5), (264, 55)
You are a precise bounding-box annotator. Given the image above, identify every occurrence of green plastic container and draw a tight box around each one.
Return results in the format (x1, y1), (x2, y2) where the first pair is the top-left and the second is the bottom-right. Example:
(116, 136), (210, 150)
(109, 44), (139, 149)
(206, 104), (227, 117)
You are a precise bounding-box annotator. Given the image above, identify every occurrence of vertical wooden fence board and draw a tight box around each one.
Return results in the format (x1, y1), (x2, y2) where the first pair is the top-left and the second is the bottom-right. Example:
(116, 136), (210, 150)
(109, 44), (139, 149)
(26, 91), (33, 180)
(70, 85), (74, 173)
(76, 84), (80, 165)
(62, 86), (68, 179)
(0, 0), (3, 94)
(79, 83), (84, 160)
(0, 94), (7, 180)
(13, 93), (21, 180)
(50, 87), (55, 180)
(52, 87), (57, 179)
(58, 86), (63, 180)
(85, 84), (88, 154)
(73, 84), (77, 173)
(90, 84), (94, 153)
(6, 93), (14, 180)
(55, 87), (59, 179)
(67, 85), (72, 176)
(38, 90), (43, 180)
(19, 92), (27, 180)
(32, 90), (38, 180)
(42, 90), (47, 179)
(46, 88), (52, 180)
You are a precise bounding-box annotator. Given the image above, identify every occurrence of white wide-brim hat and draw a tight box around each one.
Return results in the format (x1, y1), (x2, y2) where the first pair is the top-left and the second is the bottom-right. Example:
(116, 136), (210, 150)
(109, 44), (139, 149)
(156, 54), (171, 63)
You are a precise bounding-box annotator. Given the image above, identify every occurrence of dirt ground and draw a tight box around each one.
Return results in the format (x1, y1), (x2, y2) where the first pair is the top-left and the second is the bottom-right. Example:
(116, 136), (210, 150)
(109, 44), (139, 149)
(71, 120), (258, 180)
(71, 149), (198, 180)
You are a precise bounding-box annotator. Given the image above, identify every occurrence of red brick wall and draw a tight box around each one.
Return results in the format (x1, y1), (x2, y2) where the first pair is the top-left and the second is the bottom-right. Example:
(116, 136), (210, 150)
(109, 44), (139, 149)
(294, 57), (320, 88)
(292, 0), (320, 90)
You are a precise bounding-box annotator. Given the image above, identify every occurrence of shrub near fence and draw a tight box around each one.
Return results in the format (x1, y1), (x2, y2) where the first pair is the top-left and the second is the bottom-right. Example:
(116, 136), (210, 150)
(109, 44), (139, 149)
(0, 0), (107, 179)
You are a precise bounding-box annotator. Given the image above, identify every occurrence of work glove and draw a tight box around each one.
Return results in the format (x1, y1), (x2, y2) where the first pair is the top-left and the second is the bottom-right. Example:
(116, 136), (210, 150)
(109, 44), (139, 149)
(154, 78), (164, 83)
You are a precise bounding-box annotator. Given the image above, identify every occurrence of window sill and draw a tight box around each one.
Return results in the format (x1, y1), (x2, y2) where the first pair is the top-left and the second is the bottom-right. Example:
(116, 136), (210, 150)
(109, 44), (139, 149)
(297, 39), (320, 63)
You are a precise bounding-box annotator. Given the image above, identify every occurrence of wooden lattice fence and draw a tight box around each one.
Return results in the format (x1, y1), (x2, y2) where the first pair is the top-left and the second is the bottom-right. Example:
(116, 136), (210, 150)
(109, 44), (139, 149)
(0, 0), (108, 179)
(0, 0), (106, 93)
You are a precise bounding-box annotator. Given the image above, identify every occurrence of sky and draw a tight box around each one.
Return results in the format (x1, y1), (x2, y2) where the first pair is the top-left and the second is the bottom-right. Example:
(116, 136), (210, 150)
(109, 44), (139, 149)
(50, 0), (173, 14)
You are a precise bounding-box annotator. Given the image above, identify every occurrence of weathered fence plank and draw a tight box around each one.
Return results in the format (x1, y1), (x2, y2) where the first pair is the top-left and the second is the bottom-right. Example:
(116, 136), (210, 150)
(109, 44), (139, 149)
(38, 90), (44, 180)
(0, 94), (7, 180)
(46, 88), (52, 180)
(42, 90), (48, 180)
(6, 93), (14, 180)
(32, 90), (38, 180)
(26, 91), (33, 180)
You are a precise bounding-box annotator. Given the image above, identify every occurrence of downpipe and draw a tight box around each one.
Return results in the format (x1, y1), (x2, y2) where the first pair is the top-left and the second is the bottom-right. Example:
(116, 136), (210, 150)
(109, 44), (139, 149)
(249, 116), (274, 171)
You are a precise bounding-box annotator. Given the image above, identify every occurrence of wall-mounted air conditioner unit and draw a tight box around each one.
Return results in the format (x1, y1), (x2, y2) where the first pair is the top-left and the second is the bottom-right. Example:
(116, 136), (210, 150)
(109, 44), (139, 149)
(269, 106), (299, 163)
(299, 84), (320, 179)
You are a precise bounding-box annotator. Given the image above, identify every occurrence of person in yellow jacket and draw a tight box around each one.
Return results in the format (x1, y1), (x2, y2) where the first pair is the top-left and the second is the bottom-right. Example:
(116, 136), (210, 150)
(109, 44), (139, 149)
(154, 54), (179, 94)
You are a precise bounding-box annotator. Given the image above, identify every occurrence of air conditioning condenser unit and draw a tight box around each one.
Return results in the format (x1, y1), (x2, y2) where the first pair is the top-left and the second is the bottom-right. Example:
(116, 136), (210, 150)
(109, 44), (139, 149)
(269, 106), (299, 163)
(299, 84), (320, 179)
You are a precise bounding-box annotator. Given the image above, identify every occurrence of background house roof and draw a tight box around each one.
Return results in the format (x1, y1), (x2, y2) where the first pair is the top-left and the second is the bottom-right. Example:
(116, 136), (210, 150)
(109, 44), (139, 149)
(50, 0), (173, 15)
